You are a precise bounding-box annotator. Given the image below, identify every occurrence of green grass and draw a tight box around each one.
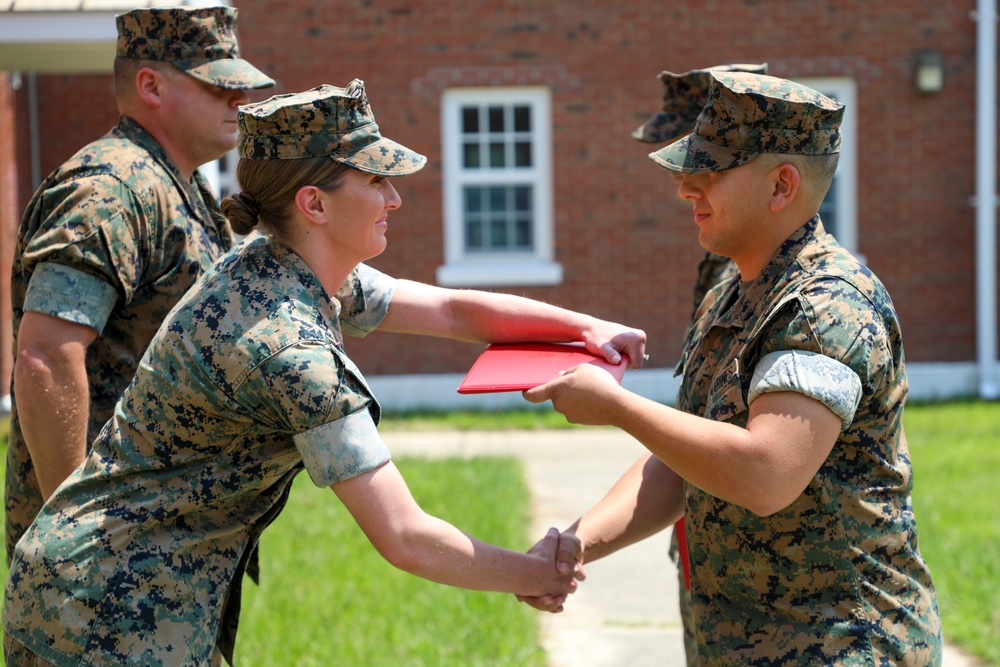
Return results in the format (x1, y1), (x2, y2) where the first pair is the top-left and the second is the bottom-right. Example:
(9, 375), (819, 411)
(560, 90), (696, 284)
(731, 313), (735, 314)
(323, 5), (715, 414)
(234, 456), (544, 666)
(0, 414), (542, 666)
(0, 402), (998, 665)
(378, 406), (578, 431)
(906, 400), (1000, 665)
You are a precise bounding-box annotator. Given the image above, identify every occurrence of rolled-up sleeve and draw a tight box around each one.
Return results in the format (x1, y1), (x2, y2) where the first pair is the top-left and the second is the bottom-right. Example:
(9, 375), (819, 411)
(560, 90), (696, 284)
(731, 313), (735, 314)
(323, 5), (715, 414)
(293, 408), (390, 487)
(336, 263), (396, 338)
(24, 262), (118, 333)
(748, 349), (862, 430)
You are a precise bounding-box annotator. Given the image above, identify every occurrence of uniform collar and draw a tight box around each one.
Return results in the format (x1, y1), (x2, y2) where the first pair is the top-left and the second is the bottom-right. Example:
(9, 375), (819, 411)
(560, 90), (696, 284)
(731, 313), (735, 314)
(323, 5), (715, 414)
(265, 236), (347, 340)
(113, 115), (219, 223)
(712, 215), (826, 330)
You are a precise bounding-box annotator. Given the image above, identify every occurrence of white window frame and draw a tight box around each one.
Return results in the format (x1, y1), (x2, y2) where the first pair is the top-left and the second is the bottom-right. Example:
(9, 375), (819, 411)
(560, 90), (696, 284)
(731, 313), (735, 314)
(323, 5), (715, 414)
(801, 77), (860, 261)
(437, 86), (562, 287)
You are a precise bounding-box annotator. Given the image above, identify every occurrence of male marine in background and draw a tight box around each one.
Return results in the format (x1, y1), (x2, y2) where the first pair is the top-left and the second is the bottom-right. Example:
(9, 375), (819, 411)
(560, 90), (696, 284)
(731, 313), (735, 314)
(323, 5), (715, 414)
(6, 6), (274, 565)
(525, 72), (942, 666)
(631, 62), (766, 666)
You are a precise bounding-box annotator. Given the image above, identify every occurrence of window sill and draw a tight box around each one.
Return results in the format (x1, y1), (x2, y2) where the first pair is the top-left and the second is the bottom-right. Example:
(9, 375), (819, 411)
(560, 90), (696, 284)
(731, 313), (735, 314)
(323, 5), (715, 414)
(436, 259), (563, 287)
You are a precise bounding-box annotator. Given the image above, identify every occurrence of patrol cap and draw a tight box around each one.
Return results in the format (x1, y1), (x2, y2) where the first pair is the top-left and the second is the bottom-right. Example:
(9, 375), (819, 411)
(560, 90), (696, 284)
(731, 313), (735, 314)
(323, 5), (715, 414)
(115, 6), (275, 90)
(237, 80), (427, 176)
(650, 71), (845, 173)
(631, 63), (768, 144)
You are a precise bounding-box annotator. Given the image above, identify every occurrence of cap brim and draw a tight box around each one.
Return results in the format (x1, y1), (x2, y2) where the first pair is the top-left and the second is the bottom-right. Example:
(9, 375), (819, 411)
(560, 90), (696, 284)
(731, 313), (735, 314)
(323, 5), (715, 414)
(177, 58), (276, 90)
(333, 137), (427, 176)
(631, 112), (689, 144)
(649, 132), (759, 173)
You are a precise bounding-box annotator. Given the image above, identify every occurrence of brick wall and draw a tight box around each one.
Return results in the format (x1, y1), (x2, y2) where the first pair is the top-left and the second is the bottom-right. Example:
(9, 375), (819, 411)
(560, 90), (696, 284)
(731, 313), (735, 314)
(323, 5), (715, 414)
(7, 0), (997, 378)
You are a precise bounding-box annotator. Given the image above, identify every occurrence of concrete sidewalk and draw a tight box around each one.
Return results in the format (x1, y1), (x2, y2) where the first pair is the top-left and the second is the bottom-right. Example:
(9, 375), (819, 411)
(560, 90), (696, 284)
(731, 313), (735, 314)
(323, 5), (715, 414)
(382, 427), (979, 667)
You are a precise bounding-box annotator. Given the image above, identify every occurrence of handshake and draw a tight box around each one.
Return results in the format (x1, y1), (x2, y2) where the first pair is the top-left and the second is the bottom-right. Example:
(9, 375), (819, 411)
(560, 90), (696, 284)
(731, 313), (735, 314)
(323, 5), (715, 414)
(516, 527), (586, 613)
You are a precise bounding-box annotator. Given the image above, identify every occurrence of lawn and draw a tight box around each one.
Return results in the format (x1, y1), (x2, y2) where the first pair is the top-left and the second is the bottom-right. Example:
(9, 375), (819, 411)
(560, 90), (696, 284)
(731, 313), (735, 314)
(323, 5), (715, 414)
(906, 400), (1000, 665)
(0, 400), (997, 665)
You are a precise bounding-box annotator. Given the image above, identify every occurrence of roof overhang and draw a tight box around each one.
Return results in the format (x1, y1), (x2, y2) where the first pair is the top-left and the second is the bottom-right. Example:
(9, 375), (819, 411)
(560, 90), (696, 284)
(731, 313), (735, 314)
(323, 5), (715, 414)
(0, 1), (229, 73)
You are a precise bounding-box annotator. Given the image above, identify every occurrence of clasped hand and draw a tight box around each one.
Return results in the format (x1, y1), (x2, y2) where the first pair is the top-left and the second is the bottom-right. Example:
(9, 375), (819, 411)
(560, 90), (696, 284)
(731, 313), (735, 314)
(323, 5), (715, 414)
(518, 527), (585, 613)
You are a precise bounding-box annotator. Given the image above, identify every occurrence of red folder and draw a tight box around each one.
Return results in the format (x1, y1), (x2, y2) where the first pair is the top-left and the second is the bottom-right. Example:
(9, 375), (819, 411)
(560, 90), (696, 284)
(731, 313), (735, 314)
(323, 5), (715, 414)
(457, 342), (628, 394)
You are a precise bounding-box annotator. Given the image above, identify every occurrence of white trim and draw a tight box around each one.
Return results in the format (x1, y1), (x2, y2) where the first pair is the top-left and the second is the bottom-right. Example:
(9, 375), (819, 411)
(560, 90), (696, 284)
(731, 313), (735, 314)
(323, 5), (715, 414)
(974, 0), (999, 398)
(366, 362), (977, 413)
(436, 258), (562, 287)
(801, 77), (859, 259)
(438, 86), (561, 287)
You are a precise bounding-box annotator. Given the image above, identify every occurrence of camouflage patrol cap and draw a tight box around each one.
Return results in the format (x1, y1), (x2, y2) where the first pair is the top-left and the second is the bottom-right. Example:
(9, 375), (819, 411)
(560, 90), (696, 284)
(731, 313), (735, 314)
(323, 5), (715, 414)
(650, 71), (844, 173)
(237, 80), (427, 176)
(632, 63), (768, 144)
(115, 6), (274, 90)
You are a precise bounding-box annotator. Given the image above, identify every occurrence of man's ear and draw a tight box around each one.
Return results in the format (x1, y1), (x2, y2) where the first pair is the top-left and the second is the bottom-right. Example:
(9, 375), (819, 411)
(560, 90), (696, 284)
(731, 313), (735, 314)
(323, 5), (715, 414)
(294, 185), (328, 225)
(769, 162), (800, 213)
(134, 67), (164, 109)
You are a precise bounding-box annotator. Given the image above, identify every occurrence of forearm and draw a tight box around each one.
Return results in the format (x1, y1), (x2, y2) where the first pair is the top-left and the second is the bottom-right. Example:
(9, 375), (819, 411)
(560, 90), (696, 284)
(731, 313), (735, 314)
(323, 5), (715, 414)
(383, 281), (599, 340)
(389, 513), (570, 597)
(571, 453), (682, 563)
(13, 353), (91, 498)
(335, 462), (576, 598)
(381, 281), (646, 368)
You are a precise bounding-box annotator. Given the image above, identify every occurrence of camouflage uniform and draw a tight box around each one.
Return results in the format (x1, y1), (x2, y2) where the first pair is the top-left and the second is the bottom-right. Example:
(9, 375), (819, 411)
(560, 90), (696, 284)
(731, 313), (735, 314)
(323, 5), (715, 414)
(3, 239), (395, 667)
(652, 73), (942, 665)
(3, 82), (425, 667)
(673, 217), (941, 665)
(4, 5), (273, 566)
(4, 117), (234, 562)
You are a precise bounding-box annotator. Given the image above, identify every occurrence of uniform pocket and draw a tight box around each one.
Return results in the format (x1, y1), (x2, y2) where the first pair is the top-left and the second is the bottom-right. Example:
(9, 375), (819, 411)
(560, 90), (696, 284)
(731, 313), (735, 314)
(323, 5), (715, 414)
(705, 358), (748, 424)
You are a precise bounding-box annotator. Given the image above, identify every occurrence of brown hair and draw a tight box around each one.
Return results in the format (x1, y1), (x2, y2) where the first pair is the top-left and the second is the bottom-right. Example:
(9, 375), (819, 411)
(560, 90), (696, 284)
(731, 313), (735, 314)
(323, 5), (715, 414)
(112, 57), (173, 103)
(756, 152), (841, 204)
(220, 157), (350, 238)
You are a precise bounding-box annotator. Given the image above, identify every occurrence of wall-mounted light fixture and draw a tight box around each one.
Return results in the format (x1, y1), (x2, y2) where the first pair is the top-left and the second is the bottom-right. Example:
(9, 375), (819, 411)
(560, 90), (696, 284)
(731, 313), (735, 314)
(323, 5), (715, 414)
(915, 49), (944, 93)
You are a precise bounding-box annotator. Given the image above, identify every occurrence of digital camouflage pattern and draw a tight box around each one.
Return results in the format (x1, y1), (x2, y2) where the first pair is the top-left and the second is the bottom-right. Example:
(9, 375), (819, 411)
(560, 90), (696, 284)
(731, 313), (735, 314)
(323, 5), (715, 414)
(5, 116), (234, 565)
(650, 71), (844, 173)
(116, 6), (274, 90)
(3, 235), (396, 667)
(238, 80), (427, 176)
(691, 251), (738, 316)
(748, 349), (864, 429)
(671, 217), (942, 665)
(632, 63), (768, 144)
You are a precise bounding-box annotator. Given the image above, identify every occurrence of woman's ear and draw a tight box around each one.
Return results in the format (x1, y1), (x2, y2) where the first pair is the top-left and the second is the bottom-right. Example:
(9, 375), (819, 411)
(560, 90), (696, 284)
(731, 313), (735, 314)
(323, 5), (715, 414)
(294, 185), (328, 225)
(769, 162), (800, 213)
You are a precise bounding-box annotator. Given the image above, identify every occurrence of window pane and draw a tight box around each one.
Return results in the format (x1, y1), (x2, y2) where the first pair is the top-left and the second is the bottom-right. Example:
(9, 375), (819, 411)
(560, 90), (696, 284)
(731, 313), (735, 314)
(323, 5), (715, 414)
(489, 143), (506, 168)
(464, 186), (482, 212)
(488, 105), (505, 132)
(462, 106), (479, 134)
(466, 218), (483, 249)
(514, 186), (531, 211)
(490, 217), (508, 246)
(515, 218), (532, 248)
(513, 105), (531, 132)
(514, 141), (531, 167)
(463, 142), (480, 169)
(488, 186), (506, 211)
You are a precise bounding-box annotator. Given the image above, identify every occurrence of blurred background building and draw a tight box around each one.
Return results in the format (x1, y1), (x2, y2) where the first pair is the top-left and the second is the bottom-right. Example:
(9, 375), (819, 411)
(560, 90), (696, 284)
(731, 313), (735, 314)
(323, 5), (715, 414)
(1, 0), (997, 411)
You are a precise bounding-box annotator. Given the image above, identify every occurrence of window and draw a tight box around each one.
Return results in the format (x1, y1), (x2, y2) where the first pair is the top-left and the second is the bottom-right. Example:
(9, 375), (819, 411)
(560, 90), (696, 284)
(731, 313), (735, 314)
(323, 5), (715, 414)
(802, 77), (860, 260)
(197, 149), (238, 200)
(438, 87), (561, 287)
(216, 148), (240, 200)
